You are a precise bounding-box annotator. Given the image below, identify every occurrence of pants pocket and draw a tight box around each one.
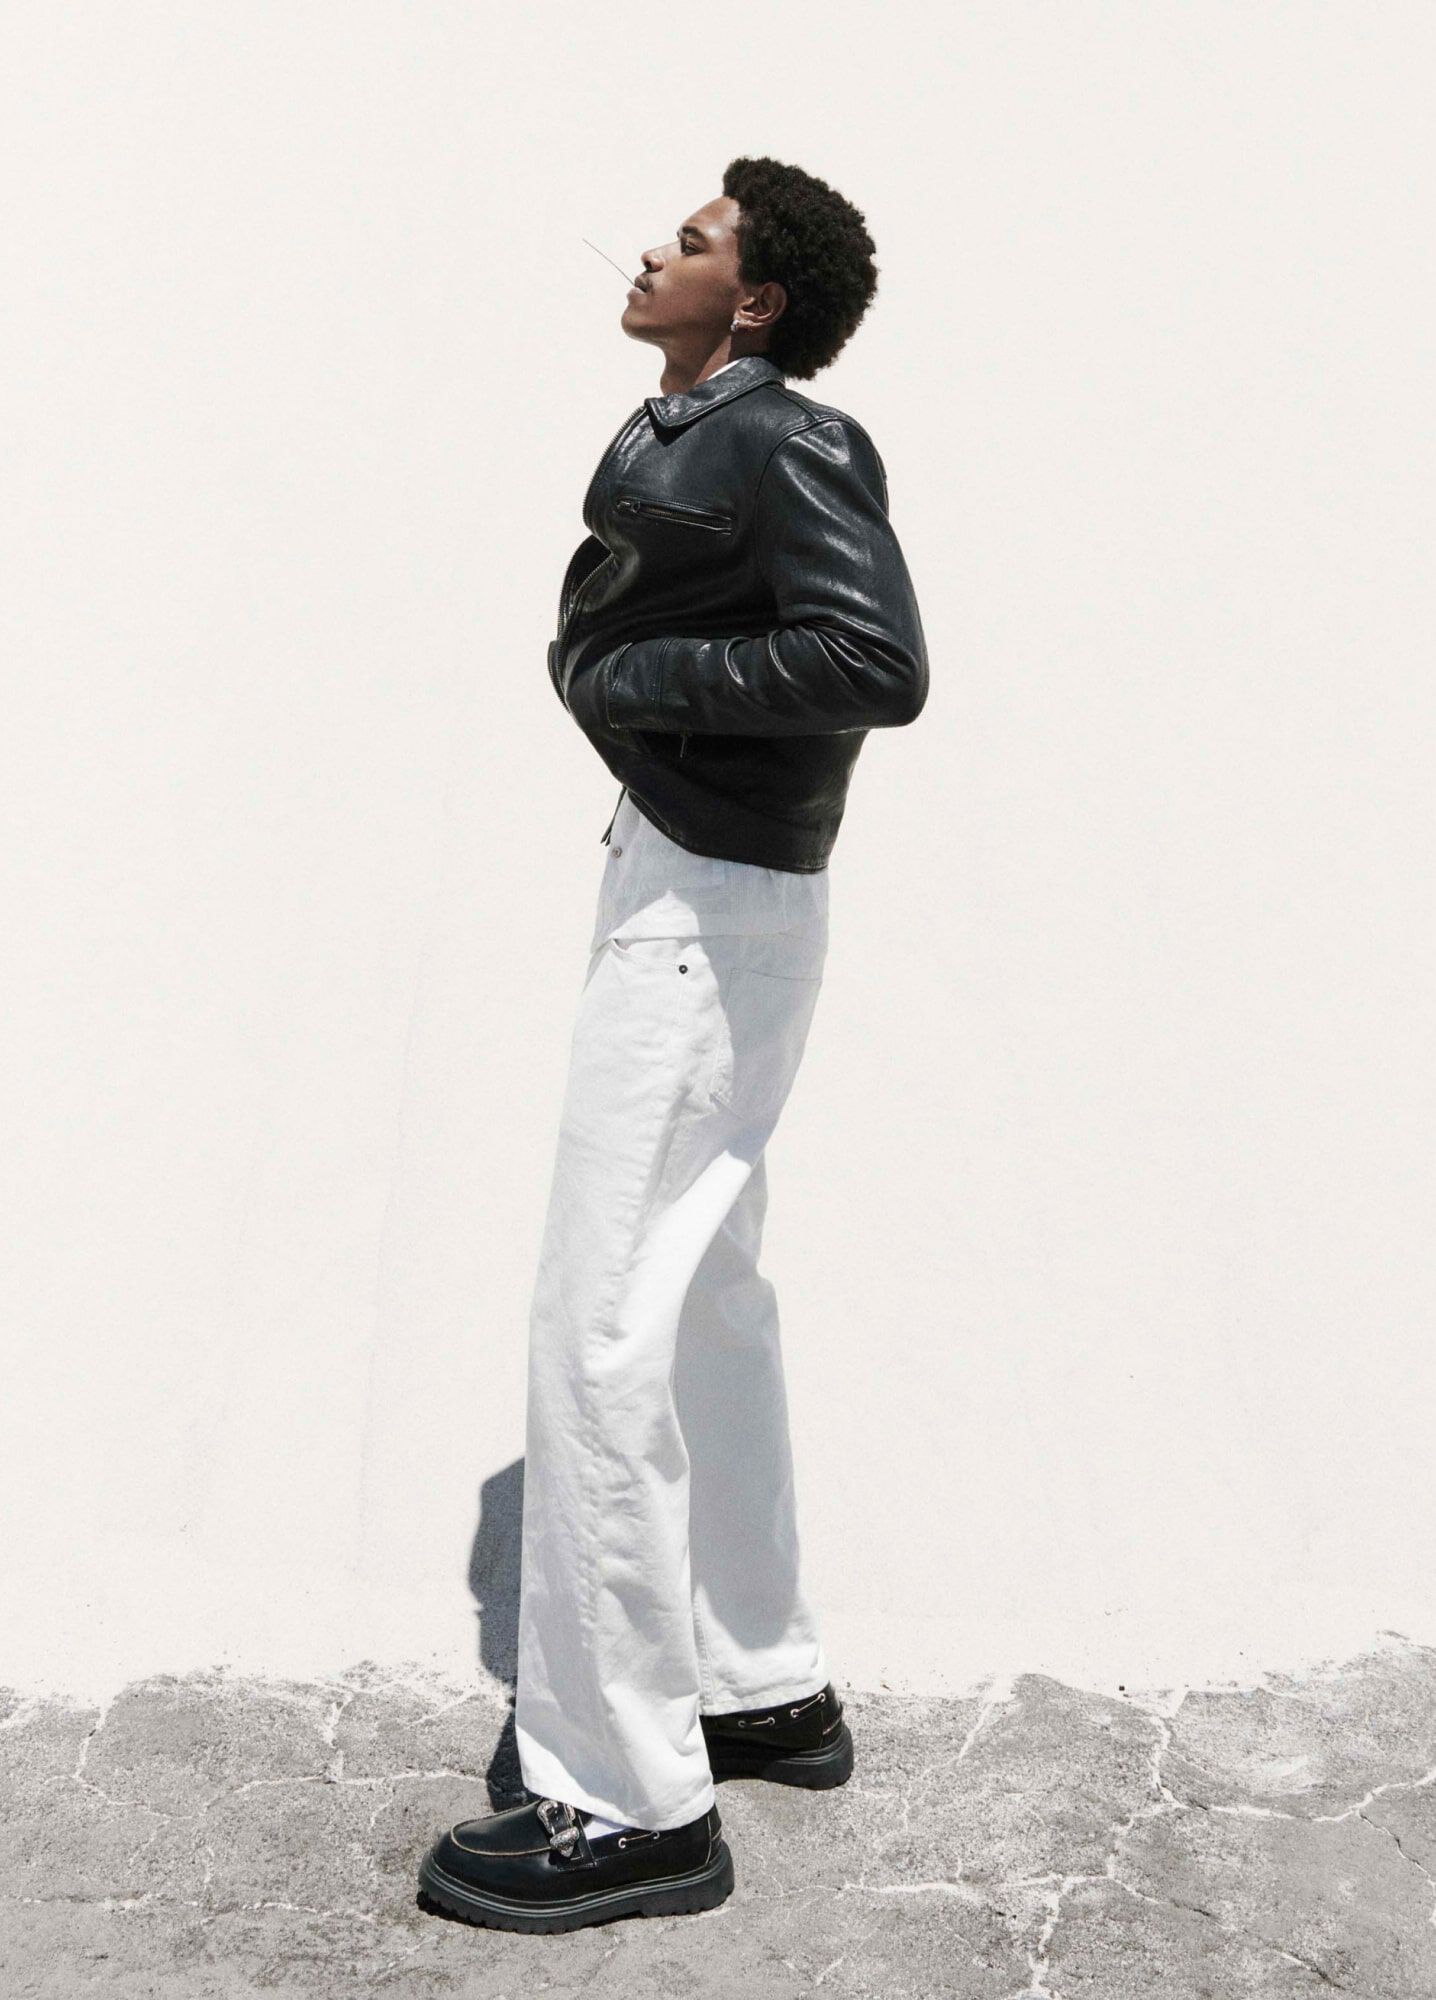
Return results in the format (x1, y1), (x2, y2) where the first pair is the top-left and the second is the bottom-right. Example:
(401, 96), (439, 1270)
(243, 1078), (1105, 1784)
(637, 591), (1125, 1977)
(605, 932), (703, 965)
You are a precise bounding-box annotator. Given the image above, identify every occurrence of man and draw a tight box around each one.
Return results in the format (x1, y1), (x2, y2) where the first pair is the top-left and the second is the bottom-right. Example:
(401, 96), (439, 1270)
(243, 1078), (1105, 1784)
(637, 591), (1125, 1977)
(419, 156), (928, 1934)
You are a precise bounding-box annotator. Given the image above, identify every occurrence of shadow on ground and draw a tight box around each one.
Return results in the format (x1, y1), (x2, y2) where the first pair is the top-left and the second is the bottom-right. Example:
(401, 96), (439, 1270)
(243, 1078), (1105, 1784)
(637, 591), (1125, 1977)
(464, 1454), (523, 1789)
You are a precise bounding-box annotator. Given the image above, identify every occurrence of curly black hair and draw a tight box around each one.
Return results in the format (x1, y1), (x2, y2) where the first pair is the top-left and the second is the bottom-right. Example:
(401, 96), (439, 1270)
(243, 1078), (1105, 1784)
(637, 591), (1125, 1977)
(720, 156), (878, 380)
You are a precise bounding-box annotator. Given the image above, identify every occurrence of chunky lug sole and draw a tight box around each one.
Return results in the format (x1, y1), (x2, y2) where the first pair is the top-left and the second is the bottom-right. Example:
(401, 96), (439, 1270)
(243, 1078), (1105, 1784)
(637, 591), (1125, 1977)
(416, 1840), (735, 1935)
(703, 1716), (855, 1788)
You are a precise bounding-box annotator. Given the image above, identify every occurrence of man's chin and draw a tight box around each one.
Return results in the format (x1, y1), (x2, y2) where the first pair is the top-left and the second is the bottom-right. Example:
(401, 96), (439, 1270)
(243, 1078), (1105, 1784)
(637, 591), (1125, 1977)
(619, 312), (663, 345)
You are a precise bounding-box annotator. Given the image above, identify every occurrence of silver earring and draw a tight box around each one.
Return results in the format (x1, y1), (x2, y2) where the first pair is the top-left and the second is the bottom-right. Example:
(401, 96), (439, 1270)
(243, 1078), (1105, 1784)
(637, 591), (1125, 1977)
(730, 319), (740, 331)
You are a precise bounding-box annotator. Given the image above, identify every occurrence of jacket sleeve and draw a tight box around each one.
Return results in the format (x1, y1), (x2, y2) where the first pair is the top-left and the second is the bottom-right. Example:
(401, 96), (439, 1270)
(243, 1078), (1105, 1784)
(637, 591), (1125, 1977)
(570, 418), (929, 738)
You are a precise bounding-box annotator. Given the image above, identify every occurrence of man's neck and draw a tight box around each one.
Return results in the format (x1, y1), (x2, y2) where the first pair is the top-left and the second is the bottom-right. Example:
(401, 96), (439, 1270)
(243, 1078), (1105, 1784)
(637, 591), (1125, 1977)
(659, 355), (746, 396)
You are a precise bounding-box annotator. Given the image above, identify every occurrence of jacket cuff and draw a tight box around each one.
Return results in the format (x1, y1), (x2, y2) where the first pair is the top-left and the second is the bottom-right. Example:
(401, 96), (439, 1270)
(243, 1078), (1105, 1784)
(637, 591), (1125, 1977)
(601, 638), (665, 731)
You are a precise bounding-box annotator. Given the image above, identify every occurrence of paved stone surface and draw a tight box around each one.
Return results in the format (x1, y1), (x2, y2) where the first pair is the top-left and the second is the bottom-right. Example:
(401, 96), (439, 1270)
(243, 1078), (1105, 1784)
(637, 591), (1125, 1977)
(1, 1635), (1433, 1996)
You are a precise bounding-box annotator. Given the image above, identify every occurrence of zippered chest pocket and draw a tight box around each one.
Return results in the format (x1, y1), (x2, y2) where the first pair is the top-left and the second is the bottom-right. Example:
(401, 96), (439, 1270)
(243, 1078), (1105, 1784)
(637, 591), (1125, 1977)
(614, 494), (733, 533)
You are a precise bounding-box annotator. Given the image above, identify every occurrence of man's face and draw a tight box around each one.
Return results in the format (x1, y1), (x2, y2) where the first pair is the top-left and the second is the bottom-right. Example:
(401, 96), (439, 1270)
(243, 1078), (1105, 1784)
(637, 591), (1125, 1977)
(622, 195), (744, 348)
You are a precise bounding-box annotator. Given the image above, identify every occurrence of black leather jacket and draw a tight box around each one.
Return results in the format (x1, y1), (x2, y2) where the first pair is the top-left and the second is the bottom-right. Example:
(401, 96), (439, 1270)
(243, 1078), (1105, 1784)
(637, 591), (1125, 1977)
(549, 354), (928, 872)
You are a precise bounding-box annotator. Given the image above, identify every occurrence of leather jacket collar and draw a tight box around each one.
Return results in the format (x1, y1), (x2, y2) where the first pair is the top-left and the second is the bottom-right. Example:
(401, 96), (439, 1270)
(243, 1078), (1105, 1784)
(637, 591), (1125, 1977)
(644, 354), (787, 435)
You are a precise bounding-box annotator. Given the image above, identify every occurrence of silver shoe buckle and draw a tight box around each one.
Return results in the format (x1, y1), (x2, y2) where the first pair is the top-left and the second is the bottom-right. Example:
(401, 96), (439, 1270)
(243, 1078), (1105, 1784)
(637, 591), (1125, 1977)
(536, 1796), (581, 1857)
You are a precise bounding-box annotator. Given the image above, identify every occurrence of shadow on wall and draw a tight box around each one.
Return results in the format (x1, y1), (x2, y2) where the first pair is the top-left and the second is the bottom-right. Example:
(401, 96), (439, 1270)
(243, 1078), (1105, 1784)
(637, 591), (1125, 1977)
(465, 1458), (528, 1809)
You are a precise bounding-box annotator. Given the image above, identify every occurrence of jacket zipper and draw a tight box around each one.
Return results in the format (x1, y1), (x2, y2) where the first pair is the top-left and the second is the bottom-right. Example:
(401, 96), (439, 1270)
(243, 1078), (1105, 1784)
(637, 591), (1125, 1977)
(555, 539), (599, 637)
(601, 786), (627, 844)
(554, 409), (647, 681)
(569, 415), (704, 839)
(615, 496), (732, 531)
(581, 409), (646, 526)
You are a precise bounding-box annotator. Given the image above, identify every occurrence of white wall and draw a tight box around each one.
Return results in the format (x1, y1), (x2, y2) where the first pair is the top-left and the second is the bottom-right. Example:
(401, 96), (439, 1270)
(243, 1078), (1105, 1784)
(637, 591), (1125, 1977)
(3, 1), (1431, 1704)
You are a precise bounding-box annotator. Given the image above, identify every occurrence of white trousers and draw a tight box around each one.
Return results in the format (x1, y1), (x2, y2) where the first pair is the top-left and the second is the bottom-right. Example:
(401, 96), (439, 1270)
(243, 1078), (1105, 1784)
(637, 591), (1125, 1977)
(514, 871), (831, 1831)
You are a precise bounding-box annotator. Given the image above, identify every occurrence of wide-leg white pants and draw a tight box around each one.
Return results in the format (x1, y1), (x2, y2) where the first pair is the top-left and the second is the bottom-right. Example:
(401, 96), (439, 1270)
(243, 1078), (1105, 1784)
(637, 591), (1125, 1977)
(514, 919), (830, 1831)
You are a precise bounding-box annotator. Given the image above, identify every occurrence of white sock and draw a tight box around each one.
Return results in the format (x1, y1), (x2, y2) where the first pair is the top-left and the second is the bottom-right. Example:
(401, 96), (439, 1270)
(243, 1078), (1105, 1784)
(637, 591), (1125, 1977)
(583, 1810), (638, 1839)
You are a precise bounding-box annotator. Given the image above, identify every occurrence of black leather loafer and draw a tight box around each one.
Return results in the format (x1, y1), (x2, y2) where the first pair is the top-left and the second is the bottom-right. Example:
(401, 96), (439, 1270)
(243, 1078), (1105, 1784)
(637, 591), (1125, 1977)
(701, 1681), (854, 1788)
(417, 1794), (733, 1934)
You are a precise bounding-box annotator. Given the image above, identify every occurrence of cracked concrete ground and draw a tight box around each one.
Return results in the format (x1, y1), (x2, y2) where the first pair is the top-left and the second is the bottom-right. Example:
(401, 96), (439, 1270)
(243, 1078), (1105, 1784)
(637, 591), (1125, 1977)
(2, 1634), (1434, 1998)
